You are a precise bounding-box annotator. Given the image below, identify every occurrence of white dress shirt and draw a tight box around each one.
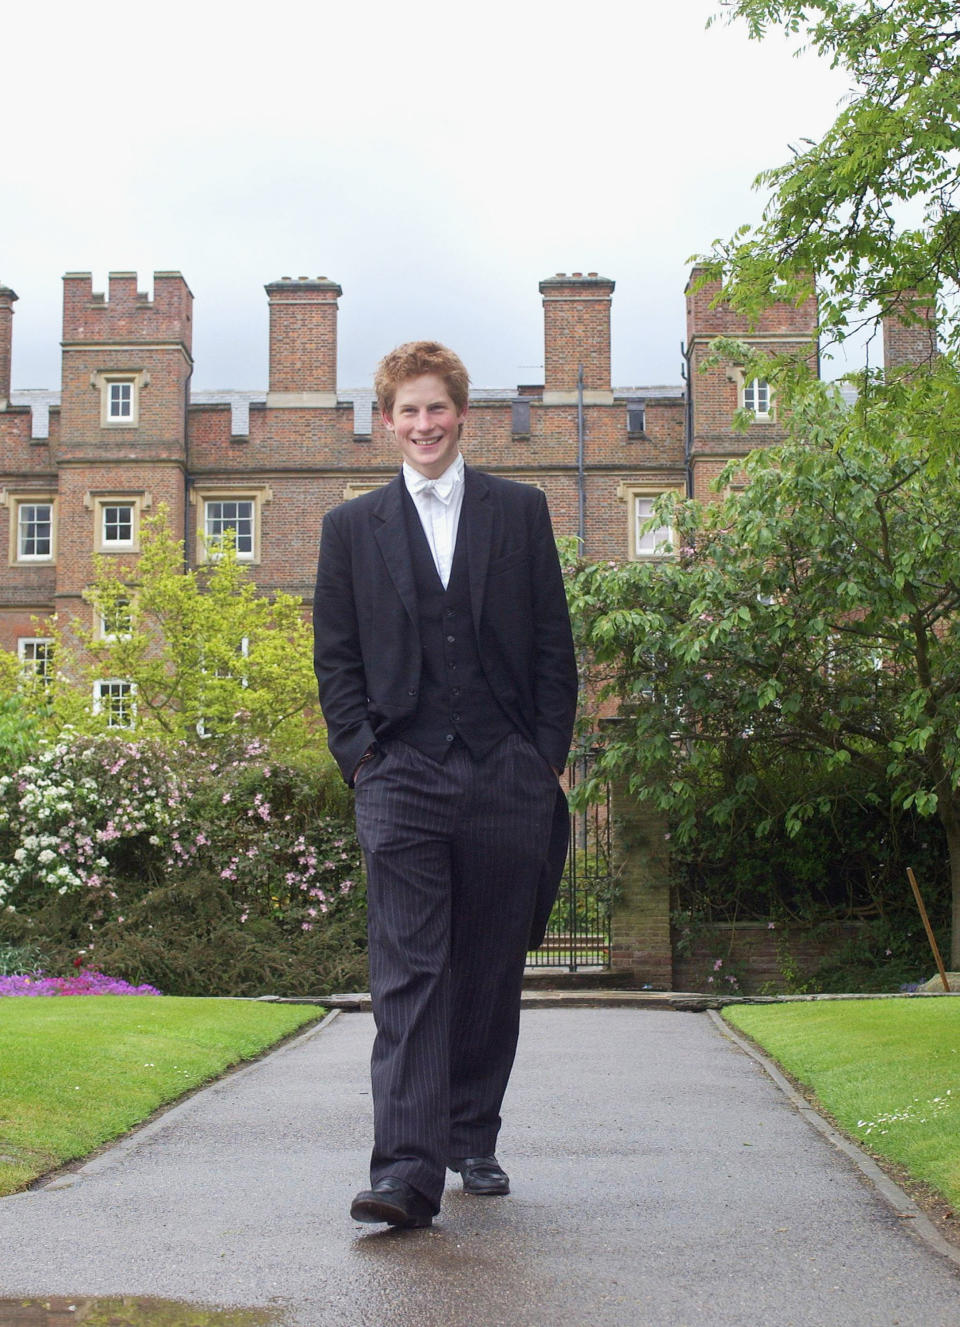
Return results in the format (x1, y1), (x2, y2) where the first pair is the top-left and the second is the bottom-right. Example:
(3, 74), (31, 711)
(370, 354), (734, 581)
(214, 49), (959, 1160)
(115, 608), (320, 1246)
(402, 453), (465, 589)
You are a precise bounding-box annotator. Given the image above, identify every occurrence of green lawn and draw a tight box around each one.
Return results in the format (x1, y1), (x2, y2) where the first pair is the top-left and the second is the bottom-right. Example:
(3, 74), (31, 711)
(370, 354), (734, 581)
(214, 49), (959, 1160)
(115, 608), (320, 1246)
(724, 999), (960, 1210)
(0, 997), (323, 1196)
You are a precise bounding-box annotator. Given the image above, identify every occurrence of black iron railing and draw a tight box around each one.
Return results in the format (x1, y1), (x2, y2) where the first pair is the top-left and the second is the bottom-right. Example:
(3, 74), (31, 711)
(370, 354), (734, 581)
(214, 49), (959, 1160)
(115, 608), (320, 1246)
(526, 756), (613, 971)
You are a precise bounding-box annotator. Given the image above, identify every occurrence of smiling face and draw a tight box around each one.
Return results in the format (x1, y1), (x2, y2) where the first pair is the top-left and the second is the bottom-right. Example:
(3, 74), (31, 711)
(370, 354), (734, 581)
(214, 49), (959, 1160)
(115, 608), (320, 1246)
(383, 373), (467, 479)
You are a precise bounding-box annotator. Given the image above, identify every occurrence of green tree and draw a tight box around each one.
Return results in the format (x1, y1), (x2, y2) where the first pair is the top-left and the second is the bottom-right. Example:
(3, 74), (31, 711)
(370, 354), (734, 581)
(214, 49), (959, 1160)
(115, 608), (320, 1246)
(705, 0), (959, 350)
(0, 509), (320, 754)
(569, 361), (960, 965)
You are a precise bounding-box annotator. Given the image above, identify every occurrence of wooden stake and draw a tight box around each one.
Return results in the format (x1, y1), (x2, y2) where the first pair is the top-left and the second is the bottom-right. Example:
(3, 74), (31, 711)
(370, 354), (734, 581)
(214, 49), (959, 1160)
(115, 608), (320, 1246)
(906, 867), (952, 992)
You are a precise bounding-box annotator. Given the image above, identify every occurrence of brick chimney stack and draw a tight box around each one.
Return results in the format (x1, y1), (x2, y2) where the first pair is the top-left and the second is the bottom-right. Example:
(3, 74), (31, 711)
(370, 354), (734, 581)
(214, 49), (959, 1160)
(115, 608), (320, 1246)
(882, 291), (938, 372)
(539, 272), (615, 404)
(0, 283), (18, 407)
(265, 276), (342, 407)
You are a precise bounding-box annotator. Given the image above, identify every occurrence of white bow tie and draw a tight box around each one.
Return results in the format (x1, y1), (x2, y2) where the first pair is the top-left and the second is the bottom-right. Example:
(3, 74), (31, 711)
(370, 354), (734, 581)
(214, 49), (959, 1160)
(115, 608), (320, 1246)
(408, 472), (458, 505)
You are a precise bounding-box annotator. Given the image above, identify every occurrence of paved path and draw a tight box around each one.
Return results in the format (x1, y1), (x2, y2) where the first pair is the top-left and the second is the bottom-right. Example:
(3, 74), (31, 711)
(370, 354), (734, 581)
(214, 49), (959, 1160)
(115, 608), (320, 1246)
(1, 1008), (958, 1327)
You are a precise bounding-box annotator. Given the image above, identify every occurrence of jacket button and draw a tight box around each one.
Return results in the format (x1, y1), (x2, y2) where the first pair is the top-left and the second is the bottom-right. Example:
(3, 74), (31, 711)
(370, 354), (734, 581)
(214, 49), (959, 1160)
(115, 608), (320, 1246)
(452, 713), (461, 722)
(407, 688), (417, 696)
(446, 634), (456, 643)
(445, 733), (455, 742)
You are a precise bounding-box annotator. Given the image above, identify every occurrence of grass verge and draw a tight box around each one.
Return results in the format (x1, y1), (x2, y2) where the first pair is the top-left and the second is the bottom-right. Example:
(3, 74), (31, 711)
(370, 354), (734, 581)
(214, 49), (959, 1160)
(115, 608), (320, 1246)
(723, 999), (960, 1215)
(0, 996), (324, 1196)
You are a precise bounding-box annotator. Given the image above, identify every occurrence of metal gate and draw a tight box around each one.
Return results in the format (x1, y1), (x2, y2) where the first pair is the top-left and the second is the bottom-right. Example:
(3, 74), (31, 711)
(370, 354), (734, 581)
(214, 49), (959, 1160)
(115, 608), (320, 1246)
(526, 756), (613, 971)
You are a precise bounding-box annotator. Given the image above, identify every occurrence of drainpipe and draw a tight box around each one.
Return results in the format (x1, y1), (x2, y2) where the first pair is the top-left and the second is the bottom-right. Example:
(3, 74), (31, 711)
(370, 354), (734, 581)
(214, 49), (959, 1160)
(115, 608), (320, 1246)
(576, 363), (585, 553)
(183, 361), (193, 569)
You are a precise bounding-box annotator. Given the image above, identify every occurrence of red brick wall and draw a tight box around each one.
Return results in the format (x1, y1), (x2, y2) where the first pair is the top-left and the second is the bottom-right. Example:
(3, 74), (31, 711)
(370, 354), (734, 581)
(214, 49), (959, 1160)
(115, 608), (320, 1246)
(1, 265), (804, 659)
(265, 279), (341, 394)
(882, 295), (938, 371)
(539, 274), (614, 393)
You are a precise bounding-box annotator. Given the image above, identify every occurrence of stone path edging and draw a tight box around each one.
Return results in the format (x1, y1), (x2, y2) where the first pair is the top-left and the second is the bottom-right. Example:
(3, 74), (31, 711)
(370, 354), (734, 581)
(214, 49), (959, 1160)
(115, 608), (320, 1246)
(708, 1007), (960, 1272)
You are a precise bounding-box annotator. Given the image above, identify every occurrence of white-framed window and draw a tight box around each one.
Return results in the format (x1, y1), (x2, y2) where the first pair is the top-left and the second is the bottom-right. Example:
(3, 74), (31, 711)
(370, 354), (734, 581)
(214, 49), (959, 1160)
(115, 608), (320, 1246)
(18, 638), (54, 685)
(102, 503), (134, 546)
(97, 595), (134, 642)
(192, 486), (271, 565)
(205, 499), (254, 559)
(634, 497), (673, 558)
(93, 679), (136, 729)
(17, 502), (54, 560)
(4, 492), (58, 564)
(86, 491), (148, 553)
(107, 381), (133, 421)
(617, 483), (684, 561)
(742, 377), (773, 418)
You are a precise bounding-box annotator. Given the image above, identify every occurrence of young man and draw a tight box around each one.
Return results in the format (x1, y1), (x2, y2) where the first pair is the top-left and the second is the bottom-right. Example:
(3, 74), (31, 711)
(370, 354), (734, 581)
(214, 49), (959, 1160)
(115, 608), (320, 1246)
(313, 341), (578, 1228)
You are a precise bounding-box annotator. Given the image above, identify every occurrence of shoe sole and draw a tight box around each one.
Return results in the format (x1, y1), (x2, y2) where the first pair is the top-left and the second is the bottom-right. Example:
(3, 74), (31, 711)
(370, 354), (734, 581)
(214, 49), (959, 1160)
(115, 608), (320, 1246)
(350, 1196), (432, 1228)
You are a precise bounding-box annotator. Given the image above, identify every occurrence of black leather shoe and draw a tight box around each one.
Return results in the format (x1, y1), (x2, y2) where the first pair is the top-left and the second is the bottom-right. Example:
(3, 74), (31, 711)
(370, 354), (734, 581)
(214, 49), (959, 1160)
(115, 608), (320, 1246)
(448, 1155), (510, 1196)
(350, 1178), (434, 1228)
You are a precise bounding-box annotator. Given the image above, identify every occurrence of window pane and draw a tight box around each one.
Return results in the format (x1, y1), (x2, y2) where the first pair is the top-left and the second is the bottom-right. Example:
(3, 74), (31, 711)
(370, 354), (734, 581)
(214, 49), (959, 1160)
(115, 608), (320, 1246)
(19, 639), (53, 683)
(745, 378), (770, 414)
(97, 680), (134, 728)
(635, 497), (671, 556)
(108, 383), (133, 419)
(206, 500), (254, 555)
(103, 504), (134, 543)
(19, 504), (52, 557)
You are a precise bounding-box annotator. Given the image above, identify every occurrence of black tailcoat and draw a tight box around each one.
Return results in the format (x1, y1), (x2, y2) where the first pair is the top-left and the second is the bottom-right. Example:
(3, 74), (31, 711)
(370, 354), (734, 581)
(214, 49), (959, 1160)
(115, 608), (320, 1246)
(313, 466), (578, 944)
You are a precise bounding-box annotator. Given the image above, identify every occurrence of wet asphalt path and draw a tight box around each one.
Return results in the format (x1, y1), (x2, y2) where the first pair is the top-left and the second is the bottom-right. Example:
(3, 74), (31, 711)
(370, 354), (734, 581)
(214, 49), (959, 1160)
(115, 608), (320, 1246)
(0, 1007), (958, 1327)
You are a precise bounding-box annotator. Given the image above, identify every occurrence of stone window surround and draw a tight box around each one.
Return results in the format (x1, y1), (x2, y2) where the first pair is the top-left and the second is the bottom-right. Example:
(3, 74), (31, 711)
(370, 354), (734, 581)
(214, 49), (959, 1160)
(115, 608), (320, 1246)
(727, 367), (776, 421)
(616, 482), (685, 561)
(85, 490), (152, 553)
(191, 485), (272, 565)
(92, 369), (150, 429)
(3, 490), (58, 565)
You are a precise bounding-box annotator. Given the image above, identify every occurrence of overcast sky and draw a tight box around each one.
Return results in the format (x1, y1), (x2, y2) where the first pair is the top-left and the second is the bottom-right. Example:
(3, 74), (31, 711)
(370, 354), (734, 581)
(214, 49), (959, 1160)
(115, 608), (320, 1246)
(4, 1), (858, 395)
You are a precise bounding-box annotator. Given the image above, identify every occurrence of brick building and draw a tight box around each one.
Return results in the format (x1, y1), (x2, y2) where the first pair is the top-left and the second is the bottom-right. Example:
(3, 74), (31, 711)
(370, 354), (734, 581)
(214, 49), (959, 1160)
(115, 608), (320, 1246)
(0, 266), (817, 691)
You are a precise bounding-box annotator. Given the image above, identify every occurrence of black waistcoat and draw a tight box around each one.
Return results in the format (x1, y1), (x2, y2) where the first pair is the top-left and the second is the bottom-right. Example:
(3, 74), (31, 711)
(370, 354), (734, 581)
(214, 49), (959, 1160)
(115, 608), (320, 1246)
(392, 486), (515, 762)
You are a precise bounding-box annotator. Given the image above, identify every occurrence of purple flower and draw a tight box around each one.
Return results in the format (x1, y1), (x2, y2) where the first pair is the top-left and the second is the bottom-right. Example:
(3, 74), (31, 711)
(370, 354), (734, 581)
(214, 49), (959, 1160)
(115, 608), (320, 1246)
(0, 968), (161, 997)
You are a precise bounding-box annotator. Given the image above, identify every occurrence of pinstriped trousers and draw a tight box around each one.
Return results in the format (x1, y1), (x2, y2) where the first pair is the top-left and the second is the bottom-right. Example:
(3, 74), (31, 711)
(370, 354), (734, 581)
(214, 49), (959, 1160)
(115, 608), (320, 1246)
(353, 732), (559, 1211)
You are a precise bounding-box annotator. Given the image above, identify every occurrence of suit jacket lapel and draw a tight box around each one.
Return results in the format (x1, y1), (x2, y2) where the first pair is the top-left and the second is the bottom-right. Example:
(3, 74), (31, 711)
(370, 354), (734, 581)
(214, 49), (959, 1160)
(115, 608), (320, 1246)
(464, 466), (492, 636)
(372, 474), (418, 626)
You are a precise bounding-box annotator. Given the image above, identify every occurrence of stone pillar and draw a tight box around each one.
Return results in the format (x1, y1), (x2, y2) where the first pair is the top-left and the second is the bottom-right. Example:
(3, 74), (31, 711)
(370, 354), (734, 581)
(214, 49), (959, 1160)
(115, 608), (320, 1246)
(609, 780), (673, 988)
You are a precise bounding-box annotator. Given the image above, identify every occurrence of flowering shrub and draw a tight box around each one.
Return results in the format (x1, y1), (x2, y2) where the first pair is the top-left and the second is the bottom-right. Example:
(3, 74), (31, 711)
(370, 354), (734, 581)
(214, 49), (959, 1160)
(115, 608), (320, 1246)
(158, 738), (364, 936)
(0, 732), (366, 996)
(0, 733), (186, 908)
(0, 967), (161, 997)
